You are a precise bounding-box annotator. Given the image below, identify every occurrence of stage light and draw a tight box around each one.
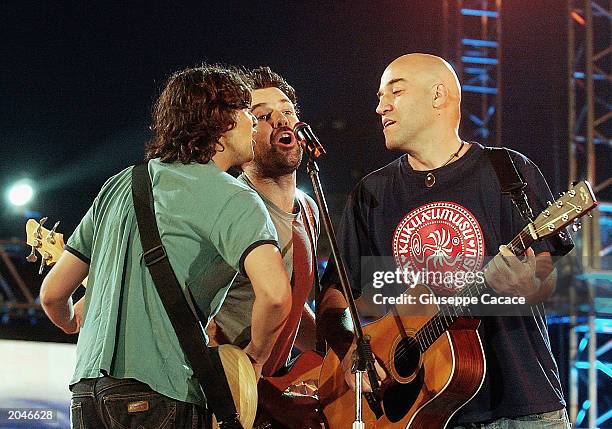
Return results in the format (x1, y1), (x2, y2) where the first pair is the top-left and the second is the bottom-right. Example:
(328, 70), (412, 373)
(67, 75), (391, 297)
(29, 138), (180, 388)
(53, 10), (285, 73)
(7, 181), (35, 207)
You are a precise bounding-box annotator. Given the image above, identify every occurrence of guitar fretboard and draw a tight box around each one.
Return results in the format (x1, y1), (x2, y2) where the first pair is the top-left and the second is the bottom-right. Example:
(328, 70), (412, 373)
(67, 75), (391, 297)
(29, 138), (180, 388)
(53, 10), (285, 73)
(414, 224), (534, 352)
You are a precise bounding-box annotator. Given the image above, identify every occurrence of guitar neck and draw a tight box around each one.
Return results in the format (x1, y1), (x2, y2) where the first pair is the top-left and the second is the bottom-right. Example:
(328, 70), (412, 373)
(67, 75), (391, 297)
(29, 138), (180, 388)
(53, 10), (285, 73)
(415, 225), (535, 352)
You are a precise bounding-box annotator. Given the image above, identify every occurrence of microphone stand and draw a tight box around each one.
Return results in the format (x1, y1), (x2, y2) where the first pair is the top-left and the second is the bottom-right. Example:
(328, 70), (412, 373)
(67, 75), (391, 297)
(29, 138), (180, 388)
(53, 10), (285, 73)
(304, 153), (384, 423)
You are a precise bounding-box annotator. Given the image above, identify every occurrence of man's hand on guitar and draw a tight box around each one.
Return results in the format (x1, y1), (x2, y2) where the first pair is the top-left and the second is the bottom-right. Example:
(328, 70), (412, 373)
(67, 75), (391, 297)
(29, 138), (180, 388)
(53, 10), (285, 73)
(243, 342), (265, 380)
(485, 245), (540, 299)
(340, 344), (387, 392)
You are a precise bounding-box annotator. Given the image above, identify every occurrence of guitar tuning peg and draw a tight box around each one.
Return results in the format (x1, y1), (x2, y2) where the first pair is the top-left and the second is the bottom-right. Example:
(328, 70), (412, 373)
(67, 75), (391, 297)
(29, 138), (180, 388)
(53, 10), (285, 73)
(26, 246), (38, 263)
(38, 252), (51, 275)
(587, 213), (593, 219)
(547, 200), (552, 206)
(35, 217), (48, 239)
(46, 221), (60, 245)
(572, 220), (581, 232)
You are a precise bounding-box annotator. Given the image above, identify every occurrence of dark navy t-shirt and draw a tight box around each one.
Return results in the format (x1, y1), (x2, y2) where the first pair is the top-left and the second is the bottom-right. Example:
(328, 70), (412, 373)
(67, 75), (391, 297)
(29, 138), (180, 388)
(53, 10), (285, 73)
(323, 143), (573, 423)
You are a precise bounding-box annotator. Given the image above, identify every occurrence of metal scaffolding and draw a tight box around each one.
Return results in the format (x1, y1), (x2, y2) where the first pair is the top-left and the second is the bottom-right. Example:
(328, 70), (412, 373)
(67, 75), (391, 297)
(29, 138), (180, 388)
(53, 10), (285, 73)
(567, 1), (612, 428)
(0, 240), (42, 322)
(444, 0), (502, 146)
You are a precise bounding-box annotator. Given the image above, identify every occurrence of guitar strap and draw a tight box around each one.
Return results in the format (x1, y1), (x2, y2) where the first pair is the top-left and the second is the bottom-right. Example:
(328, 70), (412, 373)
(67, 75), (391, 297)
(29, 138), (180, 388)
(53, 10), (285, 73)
(485, 146), (535, 222)
(295, 191), (326, 355)
(131, 163), (242, 429)
(485, 146), (575, 255)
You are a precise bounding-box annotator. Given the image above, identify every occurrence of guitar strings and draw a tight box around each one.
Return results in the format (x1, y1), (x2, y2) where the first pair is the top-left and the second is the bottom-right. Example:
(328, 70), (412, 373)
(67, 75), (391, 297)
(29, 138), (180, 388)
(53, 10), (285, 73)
(389, 226), (533, 364)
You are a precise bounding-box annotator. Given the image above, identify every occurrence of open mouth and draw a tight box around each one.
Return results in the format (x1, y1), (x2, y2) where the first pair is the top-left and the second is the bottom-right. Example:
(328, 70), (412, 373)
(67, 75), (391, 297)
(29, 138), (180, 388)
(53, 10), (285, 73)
(273, 130), (297, 147)
(278, 132), (293, 145)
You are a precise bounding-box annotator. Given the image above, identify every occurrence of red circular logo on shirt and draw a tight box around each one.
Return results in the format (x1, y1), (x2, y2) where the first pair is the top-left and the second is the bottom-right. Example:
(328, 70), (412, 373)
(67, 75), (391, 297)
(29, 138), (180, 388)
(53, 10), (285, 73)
(392, 202), (485, 294)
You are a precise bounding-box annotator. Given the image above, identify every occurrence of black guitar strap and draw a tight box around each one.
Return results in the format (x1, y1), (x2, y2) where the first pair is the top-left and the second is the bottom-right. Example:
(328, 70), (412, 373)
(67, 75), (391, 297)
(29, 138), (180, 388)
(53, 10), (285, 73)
(485, 146), (535, 222)
(485, 147), (575, 255)
(131, 163), (242, 429)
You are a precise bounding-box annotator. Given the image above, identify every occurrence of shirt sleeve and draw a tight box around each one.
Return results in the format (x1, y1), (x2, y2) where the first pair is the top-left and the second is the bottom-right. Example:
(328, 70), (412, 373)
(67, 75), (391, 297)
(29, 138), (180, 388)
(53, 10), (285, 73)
(65, 204), (95, 264)
(209, 189), (279, 275)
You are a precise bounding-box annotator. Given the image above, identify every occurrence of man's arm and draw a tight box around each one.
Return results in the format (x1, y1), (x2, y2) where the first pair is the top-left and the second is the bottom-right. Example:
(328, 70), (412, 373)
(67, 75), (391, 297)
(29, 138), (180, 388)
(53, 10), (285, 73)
(317, 285), (354, 359)
(242, 244), (292, 378)
(40, 251), (89, 334)
(318, 284), (386, 390)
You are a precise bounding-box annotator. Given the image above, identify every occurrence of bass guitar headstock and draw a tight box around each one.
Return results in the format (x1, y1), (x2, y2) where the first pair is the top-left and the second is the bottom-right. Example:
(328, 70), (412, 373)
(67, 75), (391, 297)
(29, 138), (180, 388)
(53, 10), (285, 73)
(25, 217), (65, 274)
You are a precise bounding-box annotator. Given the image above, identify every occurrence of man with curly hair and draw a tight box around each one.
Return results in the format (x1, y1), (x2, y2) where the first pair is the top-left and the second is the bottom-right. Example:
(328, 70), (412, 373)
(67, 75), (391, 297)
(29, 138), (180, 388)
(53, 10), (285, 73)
(40, 65), (292, 428)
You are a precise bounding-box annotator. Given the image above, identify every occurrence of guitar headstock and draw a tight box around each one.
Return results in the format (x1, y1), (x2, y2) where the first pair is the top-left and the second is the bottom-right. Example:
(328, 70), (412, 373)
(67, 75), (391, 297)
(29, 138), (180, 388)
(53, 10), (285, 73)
(532, 180), (598, 239)
(25, 217), (65, 274)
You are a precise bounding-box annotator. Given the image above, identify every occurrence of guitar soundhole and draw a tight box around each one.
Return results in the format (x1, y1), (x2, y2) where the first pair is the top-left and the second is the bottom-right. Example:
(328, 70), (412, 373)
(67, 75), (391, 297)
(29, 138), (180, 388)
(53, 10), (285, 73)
(393, 336), (421, 379)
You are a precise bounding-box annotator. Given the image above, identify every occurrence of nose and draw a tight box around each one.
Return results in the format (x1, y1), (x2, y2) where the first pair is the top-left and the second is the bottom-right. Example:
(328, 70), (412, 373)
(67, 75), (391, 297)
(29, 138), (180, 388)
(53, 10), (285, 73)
(270, 110), (289, 128)
(376, 95), (392, 116)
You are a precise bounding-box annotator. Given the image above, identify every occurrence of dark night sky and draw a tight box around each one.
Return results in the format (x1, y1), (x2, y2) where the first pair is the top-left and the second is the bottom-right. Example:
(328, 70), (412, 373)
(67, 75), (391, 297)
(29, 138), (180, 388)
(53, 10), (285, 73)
(1, 1), (600, 240)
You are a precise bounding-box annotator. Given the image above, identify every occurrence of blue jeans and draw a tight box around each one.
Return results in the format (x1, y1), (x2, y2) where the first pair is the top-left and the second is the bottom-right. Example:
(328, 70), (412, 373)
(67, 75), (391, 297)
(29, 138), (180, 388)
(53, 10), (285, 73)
(454, 409), (571, 428)
(70, 375), (209, 428)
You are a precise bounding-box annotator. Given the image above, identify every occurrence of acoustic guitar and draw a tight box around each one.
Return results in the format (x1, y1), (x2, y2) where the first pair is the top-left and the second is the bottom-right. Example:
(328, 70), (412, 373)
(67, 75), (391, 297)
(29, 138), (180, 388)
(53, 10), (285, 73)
(209, 322), (325, 428)
(318, 180), (597, 428)
(26, 218), (258, 429)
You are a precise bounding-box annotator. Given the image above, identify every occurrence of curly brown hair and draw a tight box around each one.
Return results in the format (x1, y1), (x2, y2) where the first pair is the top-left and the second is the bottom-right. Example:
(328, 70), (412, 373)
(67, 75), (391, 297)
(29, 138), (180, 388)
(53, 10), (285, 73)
(243, 66), (299, 114)
(145, 64), (251, 164)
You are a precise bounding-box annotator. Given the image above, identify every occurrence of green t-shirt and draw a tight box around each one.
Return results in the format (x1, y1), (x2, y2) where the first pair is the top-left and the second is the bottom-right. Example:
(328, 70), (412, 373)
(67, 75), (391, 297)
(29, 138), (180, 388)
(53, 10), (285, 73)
(66, 159), (278, 406)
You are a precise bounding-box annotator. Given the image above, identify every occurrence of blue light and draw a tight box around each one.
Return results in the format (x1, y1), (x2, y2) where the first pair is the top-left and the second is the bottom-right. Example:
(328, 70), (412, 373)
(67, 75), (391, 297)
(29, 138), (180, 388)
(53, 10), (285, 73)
(574, 361), (612, 378)
(463, 85), (498, 95)
(461, 56), (499, 65)
(598, 203), (612, 213)
(573, 72), (607, 80)
(462, 38), (499, 48)
(464, 67), (488, 75)
(468, 114), (484, 127)
(461, 8), (499, 18)
(579, 335), (589, 352)
(596, 360), (612, 378)
(596, 408), (612, 425)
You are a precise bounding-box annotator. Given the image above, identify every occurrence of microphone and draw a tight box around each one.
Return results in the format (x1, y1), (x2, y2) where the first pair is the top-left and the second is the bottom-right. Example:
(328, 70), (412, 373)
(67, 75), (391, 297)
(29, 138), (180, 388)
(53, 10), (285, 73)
(293, 122), (326, 158)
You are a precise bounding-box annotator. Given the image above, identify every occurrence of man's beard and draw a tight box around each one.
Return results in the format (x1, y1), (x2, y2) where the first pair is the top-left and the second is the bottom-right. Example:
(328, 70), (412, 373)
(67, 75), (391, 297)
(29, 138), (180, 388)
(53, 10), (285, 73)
(254, 145), (303, 179)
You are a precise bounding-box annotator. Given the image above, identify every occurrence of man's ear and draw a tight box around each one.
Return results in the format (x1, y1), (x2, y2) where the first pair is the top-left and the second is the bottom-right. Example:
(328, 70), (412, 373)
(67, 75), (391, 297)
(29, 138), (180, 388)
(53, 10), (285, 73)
(432, 83), (449, 109)
(216, 134), (227, 152)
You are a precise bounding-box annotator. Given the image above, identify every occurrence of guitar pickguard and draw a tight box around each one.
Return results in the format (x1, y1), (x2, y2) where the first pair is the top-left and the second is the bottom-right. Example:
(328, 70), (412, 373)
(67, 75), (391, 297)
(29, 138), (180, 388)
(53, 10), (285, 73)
(382, 366), (425, 423)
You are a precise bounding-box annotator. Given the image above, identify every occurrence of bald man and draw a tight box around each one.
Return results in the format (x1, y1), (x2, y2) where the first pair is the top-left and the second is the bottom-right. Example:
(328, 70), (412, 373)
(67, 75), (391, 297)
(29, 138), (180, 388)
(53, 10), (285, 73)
(319, 54), (573, 428)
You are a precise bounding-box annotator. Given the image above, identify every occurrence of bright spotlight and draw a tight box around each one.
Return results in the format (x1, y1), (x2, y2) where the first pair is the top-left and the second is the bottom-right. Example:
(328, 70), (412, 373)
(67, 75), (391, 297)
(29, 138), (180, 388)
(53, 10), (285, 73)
(8, 182), (35, 207)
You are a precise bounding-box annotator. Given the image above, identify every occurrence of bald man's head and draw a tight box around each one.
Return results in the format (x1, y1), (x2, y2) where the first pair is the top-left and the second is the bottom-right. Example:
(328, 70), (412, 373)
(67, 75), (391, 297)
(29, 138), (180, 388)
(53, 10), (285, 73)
(376, 53), (462, 151)
(387, 54), (461, 101)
